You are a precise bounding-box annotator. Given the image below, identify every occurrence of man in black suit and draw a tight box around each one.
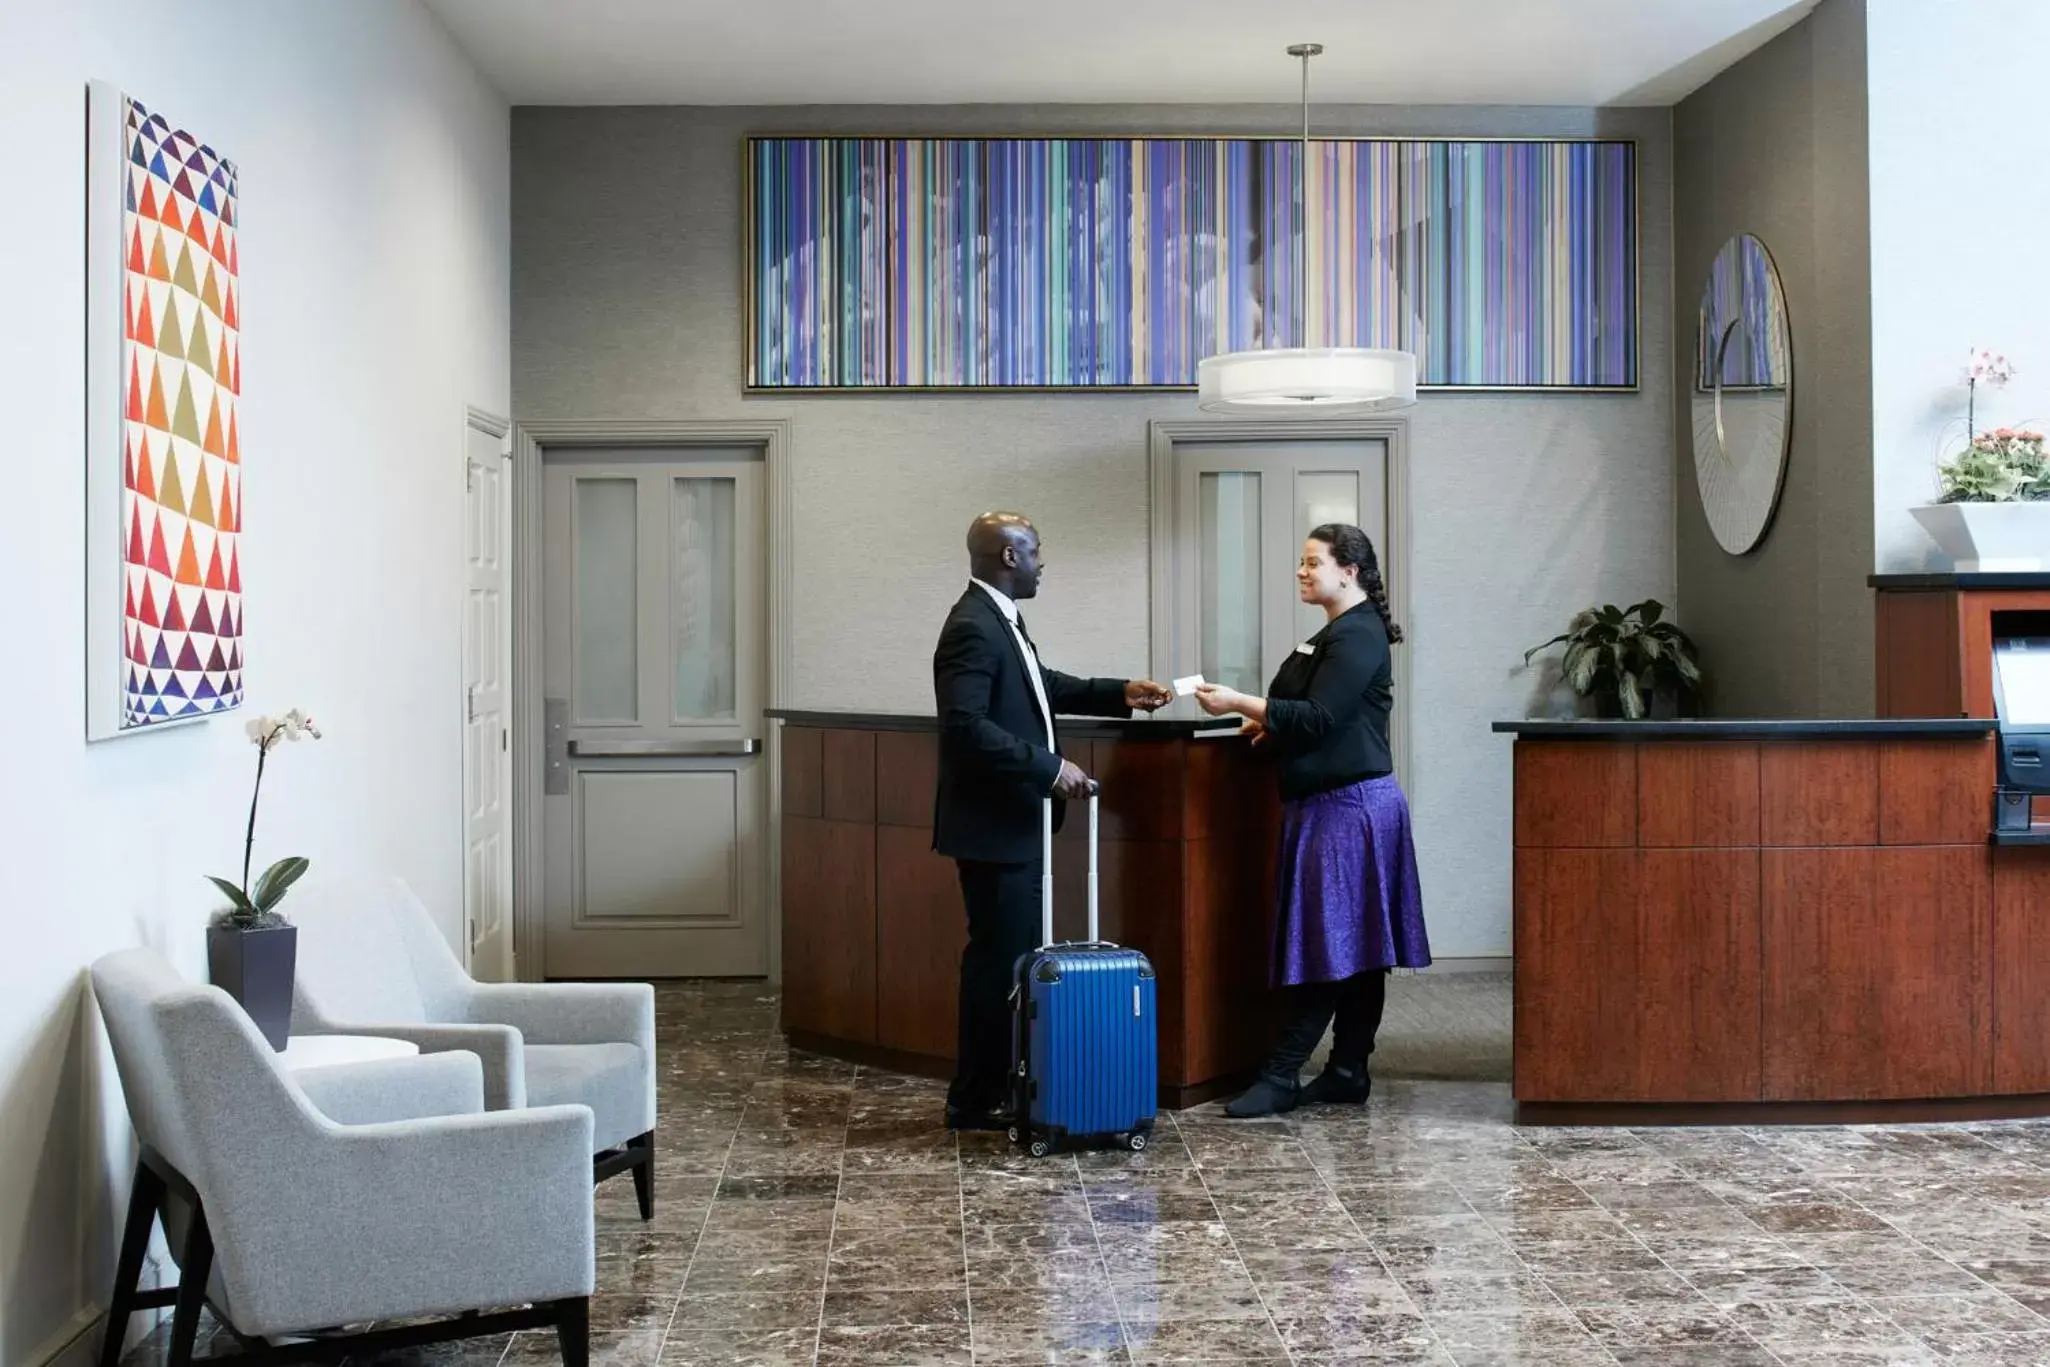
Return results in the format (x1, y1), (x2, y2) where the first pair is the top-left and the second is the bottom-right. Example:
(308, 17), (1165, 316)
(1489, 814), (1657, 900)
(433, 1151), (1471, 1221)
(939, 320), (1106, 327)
(932, 511), (1173, 1129)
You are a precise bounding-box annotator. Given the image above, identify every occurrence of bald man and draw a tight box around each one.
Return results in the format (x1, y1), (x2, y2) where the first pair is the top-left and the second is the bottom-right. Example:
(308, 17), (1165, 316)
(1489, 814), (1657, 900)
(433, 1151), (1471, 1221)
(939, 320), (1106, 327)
(932, 512), (1172, 1130)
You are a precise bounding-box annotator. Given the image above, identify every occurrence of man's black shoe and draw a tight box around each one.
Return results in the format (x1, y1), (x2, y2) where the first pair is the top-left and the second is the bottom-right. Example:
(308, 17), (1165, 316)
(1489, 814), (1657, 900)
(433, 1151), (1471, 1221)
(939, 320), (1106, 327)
(945, 1102), (1015, 1133)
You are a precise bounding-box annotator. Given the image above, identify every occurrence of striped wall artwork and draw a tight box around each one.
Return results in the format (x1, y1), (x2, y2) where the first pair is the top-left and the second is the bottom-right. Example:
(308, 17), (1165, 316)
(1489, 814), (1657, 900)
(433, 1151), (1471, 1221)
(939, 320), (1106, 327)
(745, 136), (1637, 392)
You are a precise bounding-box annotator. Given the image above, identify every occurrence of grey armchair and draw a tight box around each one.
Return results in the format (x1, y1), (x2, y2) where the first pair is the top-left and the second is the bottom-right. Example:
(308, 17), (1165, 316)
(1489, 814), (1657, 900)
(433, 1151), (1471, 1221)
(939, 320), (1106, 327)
(89, 948), (595, 1367)
(288, 877), (657, 1215)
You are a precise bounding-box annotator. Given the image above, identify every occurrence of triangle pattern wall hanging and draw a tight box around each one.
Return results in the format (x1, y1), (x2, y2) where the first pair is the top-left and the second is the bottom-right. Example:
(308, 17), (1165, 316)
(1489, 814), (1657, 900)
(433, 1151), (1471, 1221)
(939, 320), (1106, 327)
(98, 88), (244, 735)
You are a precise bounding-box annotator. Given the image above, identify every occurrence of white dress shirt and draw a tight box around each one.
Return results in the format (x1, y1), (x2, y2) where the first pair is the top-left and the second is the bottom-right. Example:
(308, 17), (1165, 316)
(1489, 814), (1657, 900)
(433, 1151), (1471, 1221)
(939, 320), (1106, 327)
(970, 578), (1055, 752)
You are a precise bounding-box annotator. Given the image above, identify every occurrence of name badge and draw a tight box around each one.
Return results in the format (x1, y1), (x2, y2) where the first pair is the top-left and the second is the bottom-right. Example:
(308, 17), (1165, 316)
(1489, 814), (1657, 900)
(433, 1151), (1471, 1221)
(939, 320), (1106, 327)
(1294, 642), (1316, 657)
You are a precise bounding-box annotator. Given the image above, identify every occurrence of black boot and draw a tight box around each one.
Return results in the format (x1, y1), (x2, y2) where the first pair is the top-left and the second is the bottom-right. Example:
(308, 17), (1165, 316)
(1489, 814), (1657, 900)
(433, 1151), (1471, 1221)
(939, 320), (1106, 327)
(1301, 971), (1387, 1107)
(1224, 1074), (1301, 1118)
(1300, 1061), (1370, 1106)
(1224, 984), (1337, 1119)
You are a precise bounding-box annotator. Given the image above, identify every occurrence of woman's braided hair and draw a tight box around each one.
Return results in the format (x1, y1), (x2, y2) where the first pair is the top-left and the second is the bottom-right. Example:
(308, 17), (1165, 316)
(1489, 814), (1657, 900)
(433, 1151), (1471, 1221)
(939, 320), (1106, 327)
(1308, 523), (1403, 645)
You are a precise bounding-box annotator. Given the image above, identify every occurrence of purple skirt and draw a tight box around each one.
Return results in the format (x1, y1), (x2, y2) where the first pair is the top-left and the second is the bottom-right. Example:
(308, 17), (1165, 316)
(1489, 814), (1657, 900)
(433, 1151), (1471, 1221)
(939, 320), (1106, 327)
(1272, 775), (1431, 986)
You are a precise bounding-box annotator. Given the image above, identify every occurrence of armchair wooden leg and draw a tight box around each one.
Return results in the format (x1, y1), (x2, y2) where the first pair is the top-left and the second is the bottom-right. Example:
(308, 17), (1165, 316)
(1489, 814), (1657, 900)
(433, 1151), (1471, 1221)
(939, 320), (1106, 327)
(99, 1160), (165, 1367)
(164, 1209), (215, 1367)
(553, 1297), (590, 1367)
(629, 1131), (655, 1221)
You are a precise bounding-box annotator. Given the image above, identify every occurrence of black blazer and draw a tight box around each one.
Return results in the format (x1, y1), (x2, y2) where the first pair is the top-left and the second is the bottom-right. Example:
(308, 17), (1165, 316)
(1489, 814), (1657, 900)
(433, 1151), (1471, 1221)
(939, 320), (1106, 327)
(931, 587), (1129, 864)
(1263, 601), (1395, 801)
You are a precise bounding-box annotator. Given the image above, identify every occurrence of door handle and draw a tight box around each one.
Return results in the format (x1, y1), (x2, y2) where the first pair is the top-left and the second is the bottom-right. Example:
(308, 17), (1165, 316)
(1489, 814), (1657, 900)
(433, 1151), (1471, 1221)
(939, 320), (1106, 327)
(566, 738), (761, 758)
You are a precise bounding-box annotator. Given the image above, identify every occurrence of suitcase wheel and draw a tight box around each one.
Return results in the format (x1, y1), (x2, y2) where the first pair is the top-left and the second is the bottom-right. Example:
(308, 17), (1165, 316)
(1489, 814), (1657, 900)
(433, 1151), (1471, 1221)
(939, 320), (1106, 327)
(1028, 1138), (1053, 1159)
(1006, 1125), (1021, 1144)
(1126, 1132), (1149, 1153)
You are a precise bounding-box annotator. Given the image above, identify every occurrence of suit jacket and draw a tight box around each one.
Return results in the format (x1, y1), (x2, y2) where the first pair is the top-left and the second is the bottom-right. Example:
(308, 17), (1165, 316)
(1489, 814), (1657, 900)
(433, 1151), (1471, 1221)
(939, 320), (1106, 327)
(931, 586), (1129, 864)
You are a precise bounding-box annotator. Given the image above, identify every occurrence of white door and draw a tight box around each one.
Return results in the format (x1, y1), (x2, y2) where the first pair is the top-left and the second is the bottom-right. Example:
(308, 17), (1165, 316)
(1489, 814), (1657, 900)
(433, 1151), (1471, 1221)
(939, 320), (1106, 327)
(540, 447), (768, 979)
(1170, 440), (1403, 778)
(462, 412), (514, 981)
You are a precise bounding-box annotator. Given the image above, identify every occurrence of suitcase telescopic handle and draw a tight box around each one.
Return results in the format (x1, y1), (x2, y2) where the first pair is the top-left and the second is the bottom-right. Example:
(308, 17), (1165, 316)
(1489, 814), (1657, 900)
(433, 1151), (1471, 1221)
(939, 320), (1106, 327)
(1041, 779), (1101, 948)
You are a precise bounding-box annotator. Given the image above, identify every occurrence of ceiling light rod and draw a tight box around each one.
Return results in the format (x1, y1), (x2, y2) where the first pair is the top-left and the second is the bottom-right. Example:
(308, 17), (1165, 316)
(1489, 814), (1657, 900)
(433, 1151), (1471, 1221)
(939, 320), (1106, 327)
(1287, 41), (1320, 345)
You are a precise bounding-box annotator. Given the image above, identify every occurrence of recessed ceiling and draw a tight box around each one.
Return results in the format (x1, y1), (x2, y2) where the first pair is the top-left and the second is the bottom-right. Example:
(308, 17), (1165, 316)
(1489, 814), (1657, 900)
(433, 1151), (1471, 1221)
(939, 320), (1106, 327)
(423, 0), (1818, 108)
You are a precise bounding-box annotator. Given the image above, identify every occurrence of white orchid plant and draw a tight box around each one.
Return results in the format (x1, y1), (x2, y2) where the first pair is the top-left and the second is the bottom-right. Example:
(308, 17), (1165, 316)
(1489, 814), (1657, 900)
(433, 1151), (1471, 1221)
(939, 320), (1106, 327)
(208, 709), (323, 930)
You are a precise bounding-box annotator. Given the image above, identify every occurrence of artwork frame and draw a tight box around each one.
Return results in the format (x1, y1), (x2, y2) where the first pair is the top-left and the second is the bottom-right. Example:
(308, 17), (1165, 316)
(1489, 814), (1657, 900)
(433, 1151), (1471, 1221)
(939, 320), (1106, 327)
(742, 132), (1639, 395)
(86, 81), (245, 741)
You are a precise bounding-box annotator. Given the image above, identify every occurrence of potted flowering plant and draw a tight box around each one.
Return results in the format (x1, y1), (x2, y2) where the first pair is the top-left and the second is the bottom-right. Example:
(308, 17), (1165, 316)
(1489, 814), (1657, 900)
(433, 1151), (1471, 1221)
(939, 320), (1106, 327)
(205, 708), (322, 1050)
(1911, 349), (2050, 571)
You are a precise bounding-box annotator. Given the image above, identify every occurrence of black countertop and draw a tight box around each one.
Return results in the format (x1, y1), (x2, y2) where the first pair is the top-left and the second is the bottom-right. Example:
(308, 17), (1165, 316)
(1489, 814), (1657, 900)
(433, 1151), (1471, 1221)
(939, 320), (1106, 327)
(1492, 718), (1995, 740)
(766, 708), (1244, 740)
(1870, 572), (2050, 590)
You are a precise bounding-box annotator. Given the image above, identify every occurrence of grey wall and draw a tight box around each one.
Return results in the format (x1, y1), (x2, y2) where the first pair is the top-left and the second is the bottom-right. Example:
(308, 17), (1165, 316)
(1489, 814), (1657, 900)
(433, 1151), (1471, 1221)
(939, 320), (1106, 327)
(1672, 0), (1874, 719)
(513, 102), (1676, 959)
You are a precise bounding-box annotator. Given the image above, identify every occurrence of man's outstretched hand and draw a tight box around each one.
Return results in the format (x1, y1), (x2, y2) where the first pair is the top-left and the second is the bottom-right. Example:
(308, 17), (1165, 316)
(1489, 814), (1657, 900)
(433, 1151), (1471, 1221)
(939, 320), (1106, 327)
(1125, 679), (1174, 712)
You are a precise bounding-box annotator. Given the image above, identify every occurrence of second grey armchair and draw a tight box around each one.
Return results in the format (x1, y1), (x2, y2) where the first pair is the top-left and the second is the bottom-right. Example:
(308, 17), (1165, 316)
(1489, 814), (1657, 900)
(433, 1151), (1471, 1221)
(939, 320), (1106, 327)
(289, 876), (658, 1215)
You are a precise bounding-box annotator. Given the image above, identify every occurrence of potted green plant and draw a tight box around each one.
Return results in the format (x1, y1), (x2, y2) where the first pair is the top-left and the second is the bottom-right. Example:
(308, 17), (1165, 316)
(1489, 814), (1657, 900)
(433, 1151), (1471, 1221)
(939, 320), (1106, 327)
(206, 708), (321, 1050)
(1910, 348), (2049, 570)
(1524, 600), (1704, 720)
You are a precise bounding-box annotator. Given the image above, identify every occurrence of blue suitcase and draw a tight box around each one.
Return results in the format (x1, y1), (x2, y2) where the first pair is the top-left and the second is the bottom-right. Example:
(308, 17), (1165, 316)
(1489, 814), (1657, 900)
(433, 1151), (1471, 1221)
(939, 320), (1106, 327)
(1008, 784), (1159, 1156)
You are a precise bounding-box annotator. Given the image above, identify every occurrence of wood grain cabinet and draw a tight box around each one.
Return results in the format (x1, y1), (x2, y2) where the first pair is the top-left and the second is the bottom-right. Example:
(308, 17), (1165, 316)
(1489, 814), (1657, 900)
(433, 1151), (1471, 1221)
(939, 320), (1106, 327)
(1501, 719), (2050, 1125)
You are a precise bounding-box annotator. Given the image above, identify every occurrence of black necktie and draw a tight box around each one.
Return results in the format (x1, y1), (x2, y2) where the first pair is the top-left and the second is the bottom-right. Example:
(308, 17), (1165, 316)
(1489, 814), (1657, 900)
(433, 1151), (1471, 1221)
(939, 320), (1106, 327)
(1013, 612), (1033, 652)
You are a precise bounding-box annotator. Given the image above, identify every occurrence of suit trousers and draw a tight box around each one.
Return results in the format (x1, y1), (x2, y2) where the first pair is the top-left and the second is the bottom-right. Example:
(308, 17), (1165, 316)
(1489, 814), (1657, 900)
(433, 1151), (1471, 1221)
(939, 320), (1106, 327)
(949, 857), (1042, 1111)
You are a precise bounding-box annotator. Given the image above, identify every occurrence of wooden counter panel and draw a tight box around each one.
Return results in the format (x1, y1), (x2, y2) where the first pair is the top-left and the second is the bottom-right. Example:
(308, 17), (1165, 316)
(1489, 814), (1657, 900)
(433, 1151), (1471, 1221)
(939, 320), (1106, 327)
(1180, 834), (1273, 1090)
(1763, 847), (1989, 1100)
(1513, 848), (1639, 1101)
(875, 730), (939, 829)
(782, 726), (824, 818)
(873, 825), (966, 1060)
(1179, 739), (1226, 844)
(1880, 739), (1994, 846)
(780, 816), (876, 1045)
(1994, 847), (2050, 1094)
(1875, 589), (1963, 719)
(1514, 742), (1636, 848)
(1513, 849), (1758, 1102)
(1048, 828), (1180, 954)
(1182, 738), (1274, 844)
(1635, 850), (1762, 1099)
(1759, 743), (1881, 847)
(1638, 744), (1760, 848)
(1090, 740), (1185, 842)
(822, 729), (877, 824)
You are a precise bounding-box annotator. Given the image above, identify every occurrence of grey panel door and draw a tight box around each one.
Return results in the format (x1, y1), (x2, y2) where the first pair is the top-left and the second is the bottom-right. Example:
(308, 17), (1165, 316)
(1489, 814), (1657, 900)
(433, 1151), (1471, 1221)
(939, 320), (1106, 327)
(541, 448), (767, 978)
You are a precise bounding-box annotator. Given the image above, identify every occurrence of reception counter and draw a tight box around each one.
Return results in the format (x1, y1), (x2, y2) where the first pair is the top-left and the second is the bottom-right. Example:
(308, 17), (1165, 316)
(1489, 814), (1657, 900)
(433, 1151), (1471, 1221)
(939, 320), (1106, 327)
(769, 709), (1279, 1107)
(1496, 717), (2050, 1125)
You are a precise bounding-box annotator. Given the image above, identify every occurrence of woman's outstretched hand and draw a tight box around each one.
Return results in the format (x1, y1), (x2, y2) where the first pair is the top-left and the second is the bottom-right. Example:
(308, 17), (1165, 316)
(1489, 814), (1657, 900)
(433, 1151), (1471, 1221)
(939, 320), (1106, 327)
(1192, 683), (1245, 717)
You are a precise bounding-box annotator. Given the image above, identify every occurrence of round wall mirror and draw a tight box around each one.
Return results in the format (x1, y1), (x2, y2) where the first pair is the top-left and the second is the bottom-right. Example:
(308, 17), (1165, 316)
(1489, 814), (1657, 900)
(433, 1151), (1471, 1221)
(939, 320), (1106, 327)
(1691, 233), (1793, 555)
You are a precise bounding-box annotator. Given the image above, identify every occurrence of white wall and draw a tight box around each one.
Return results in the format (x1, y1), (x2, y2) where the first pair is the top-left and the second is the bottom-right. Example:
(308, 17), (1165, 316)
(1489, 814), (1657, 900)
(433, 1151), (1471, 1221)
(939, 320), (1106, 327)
(514, 103), (1678, 961)
(0, 4), (508, 1364)
(1868, 0), (2050, 571)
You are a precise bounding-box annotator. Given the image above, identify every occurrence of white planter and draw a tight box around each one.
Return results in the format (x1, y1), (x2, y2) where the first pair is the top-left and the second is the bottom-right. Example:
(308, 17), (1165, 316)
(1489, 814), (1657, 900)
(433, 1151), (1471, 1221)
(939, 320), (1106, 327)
(1909, 502), (2050, 572)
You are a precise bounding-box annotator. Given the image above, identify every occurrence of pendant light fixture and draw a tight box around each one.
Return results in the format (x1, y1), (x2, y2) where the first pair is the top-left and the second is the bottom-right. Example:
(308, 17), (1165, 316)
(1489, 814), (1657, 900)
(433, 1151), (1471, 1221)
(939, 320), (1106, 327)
(1196, 43), (1418, 415)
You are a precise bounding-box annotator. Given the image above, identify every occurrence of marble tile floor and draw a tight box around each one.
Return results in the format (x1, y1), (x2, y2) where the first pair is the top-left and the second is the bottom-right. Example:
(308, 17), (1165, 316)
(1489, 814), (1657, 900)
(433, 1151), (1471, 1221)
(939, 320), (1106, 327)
(134, 976), (2050, 1366)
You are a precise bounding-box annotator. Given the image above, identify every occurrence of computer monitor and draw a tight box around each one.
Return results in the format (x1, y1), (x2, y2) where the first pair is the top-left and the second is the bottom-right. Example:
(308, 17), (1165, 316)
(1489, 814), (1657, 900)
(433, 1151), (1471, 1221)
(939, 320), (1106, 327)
(1992, 636), (2050, 795)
